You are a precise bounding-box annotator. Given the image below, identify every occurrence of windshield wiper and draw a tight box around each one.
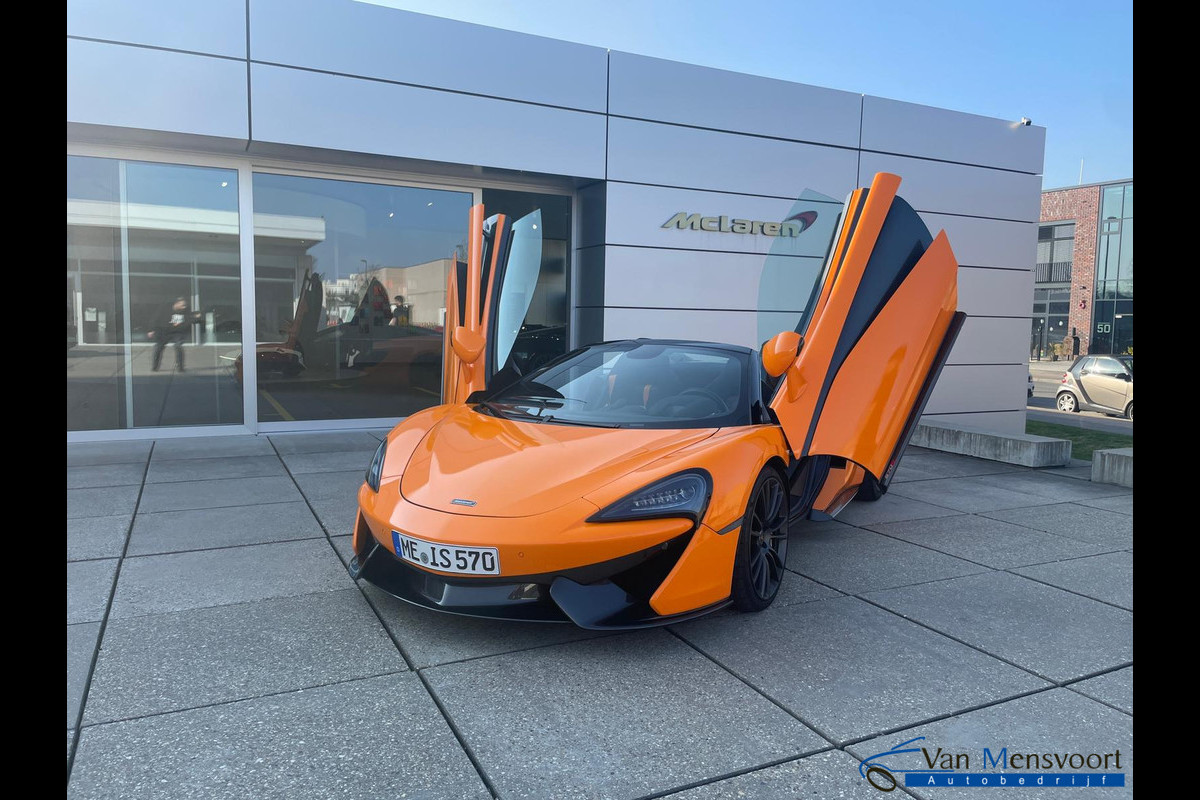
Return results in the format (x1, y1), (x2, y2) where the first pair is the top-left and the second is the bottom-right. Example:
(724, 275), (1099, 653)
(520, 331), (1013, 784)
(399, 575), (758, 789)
(503, 394), (588, 406)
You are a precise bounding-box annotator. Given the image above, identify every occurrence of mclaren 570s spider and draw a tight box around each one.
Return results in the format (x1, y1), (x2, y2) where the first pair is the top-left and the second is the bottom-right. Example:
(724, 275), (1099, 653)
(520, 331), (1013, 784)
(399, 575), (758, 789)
(347, 172), (966, 629)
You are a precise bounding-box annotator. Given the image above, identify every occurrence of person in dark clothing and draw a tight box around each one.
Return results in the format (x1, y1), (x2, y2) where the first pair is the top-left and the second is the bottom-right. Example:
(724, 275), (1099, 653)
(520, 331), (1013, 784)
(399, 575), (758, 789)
(148, 297), (197, 372)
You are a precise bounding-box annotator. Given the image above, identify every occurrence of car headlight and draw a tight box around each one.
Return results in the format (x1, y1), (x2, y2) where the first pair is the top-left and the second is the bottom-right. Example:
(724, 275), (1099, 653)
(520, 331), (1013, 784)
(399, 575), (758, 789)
(588, 470), (712, 524)
(365, 440), (387, 492)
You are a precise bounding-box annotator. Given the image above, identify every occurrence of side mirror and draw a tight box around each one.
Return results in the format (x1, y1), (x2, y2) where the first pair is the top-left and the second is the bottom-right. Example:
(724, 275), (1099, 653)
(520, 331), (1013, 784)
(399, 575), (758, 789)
(1121, 373), (1131, 382)
(452, 326), (485, 364)
(761, 331), (803, 378)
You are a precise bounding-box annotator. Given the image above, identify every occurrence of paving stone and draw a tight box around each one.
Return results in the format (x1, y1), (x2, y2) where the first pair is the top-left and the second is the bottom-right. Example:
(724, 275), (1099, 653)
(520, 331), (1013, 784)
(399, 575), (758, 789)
(424, 630), (826, 799)
(84, 589), (405, 724)
(789, 525), (986, 594)
(67, 515), (131, 562)
(268, 431), (381, 455)
(145, 455), (286, 484)
(280, 450), (376, 475)
(1037, 464), (1094, 481)
(835, 493), (962, 526)
(891, 452), (1021, 483)
(675, 595), (1047, 744)
(980, 503), (1133, 549)
(774, 572), (843, 607)
(67, 622), (100, 728)
(127, 502), (322, 556)
(888, 476), (1062, 513)
(137, 476), (301, 513)
(662, 750), (879, 799)
(110, 540), (352, 619)
(1070, 667), (1133, 714)
(975, 471), (1132, 502)
(359, 582), (604, 669)
(1013, 552), (1133, 610)
(67, 463), (146, 489)
(67, 486), (140, 519)
(848, 689), (1133, 798)
(866, 514), (1108, 569)
(67, 441), (152, 467)
(864, 572), (1132, 682)
(150, 436), (275, 461)
(1082, 495), (1133, 516)
(68, 674), (489, 800)
(293, 469), (365, 533)
(67, 559), (118, 624)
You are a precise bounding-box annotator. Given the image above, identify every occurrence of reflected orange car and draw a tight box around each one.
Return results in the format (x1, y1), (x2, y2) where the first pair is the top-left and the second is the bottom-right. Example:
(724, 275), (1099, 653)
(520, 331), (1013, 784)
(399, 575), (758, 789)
(349, 173), (966, 628)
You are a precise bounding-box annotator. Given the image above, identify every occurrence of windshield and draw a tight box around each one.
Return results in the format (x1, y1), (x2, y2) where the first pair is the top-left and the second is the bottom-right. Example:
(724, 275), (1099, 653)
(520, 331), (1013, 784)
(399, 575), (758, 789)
(1118, 355), (1133, 374)
(482, 341), (751, 428)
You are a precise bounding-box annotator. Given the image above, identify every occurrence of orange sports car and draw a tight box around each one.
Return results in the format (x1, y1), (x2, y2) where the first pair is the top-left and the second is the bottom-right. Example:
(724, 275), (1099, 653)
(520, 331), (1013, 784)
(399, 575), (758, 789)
(348, 172), (966, 628)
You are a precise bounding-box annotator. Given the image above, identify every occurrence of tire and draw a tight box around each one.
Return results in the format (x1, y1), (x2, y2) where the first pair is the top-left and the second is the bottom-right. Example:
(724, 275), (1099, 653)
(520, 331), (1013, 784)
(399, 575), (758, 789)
(1056, 392), (1078, 413)
(1125, 402), (1133, 421)
(856, 473), (885, 502)
(731, 468), (790, 612)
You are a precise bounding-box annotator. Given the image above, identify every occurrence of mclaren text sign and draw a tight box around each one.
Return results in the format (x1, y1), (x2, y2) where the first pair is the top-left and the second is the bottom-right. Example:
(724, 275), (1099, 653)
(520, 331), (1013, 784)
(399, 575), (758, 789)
(662, 210), (817, 238)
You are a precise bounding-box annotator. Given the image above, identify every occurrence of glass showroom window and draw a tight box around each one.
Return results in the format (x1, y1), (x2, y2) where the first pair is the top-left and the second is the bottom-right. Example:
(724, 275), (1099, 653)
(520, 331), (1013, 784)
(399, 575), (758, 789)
(251, 174), (472, 422)
(67, 156), (243, 431)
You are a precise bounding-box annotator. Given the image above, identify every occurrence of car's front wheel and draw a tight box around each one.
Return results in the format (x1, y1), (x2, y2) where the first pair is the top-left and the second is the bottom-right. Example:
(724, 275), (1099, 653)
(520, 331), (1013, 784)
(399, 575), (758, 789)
(1057, 392), (1079, 413)
(1125, 402), (1133, 421)
(731, 468), (789, 612)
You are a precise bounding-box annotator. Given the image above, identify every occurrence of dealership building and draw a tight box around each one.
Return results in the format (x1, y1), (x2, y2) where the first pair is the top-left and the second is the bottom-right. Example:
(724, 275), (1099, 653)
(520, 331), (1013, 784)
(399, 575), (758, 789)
(1035, 180), (1134, 360)
(67, 0), (1046, 440)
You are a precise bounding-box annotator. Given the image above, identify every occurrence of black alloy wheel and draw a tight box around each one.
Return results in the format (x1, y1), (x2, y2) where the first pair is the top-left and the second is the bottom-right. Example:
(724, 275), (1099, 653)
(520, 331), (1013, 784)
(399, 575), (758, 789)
(731, 469), (789, 611)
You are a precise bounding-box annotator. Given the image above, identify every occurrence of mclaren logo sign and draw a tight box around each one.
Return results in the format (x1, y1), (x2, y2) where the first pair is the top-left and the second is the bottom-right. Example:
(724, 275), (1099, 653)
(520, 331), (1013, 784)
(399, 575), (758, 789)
(662, 210), (818, 237)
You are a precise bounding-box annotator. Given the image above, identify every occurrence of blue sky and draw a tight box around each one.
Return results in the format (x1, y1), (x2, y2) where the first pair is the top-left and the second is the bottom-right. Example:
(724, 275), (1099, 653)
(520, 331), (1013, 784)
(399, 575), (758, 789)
(368, 0), (1132, 189)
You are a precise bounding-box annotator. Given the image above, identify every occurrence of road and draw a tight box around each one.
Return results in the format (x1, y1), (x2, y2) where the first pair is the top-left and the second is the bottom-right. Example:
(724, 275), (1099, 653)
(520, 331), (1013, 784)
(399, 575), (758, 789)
(1025, 360), (1133, 435)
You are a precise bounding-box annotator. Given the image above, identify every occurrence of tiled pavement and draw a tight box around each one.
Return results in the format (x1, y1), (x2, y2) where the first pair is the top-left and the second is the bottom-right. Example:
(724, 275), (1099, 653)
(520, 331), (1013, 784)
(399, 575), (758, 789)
(66, 436), (1133, 798)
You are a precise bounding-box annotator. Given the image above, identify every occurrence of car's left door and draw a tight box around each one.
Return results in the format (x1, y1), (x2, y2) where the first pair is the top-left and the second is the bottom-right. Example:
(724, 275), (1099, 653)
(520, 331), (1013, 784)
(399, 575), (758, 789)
(442, 205), (544, 404)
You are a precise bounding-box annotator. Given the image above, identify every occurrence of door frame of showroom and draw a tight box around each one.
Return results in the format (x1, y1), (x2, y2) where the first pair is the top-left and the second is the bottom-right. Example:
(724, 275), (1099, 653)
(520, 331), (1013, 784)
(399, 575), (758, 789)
(66, 142), (577, 442)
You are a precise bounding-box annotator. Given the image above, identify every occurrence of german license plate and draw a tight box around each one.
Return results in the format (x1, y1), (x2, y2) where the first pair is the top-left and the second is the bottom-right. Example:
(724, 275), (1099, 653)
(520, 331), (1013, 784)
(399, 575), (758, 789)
(391, 531), (500, 575)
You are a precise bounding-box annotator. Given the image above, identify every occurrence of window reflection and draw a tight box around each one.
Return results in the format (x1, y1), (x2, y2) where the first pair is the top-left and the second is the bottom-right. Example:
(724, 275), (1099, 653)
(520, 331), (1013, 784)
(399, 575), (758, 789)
(67, 156), (243, 430)
(249, 174), (472, 422)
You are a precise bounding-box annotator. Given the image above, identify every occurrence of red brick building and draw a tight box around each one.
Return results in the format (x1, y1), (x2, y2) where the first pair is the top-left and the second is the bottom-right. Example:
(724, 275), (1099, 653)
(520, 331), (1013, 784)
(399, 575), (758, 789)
(1035, 180), (1133, 359)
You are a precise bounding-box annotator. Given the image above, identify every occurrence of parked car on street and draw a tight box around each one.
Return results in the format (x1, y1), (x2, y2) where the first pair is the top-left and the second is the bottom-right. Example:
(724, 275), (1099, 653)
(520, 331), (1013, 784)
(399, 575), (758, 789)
(1056, 355), (1133, 420)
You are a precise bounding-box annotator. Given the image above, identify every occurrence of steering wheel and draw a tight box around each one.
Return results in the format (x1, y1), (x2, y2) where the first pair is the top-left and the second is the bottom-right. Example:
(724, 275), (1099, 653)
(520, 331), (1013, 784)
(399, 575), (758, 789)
(648, 387), (726, 417)
(680, 387), (727, 409)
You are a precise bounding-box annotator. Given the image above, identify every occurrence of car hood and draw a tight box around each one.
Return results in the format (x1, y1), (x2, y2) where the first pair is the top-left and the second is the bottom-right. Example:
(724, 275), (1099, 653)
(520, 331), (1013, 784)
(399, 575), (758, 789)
(398, 404), (717, 517)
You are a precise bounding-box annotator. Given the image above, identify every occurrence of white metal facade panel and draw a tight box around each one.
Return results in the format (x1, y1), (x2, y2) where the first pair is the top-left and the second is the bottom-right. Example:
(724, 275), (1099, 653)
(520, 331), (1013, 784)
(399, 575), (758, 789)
(957, 267), (1034, 318)
(947, 318), (1030, 365)
(603, 246), (822, 312)
(249, 0), (608, 113)
(925, 364), (1028, 415)
(919, 410), (1025, 435)
(861, 95), (1046, 174)
(67, 39), (249, 141)
(608, 51), (862, 146)
(608, 117), (859, 199)
(860, 152), (1042, 222)
(68, 0), (247, 58)
(920, 213), (1037, 269)
(250, 64), (607, 178)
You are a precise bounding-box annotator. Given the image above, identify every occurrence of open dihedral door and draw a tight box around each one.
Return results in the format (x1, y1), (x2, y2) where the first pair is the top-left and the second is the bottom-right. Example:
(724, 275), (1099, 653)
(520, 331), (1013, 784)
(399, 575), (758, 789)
(442, 204), (544, 404)
(769, 172), (967, 518)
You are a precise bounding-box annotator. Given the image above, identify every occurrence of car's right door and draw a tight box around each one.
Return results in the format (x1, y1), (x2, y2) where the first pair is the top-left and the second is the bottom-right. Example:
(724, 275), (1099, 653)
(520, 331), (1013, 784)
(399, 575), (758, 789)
(1081, 356), (1131, 412)
(767, 172), (966, 510)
